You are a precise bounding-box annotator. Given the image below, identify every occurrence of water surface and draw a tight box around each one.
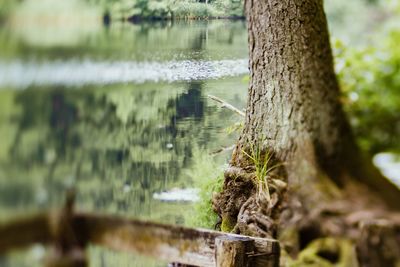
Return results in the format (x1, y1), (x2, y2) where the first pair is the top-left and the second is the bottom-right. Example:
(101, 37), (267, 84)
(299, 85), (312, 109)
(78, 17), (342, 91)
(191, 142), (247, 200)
(0, 20), (248, 267)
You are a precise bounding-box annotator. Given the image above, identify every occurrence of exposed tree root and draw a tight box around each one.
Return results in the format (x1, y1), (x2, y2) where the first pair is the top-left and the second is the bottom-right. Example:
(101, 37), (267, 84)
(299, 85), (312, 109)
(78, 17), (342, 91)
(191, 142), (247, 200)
(281, 237), (358, 267)
(212, 163), (400, 266)
(213, 164), (287, 238)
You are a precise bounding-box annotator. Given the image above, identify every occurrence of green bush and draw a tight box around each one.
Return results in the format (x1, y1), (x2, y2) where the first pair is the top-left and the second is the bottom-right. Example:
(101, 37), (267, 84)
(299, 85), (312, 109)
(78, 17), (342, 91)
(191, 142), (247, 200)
(183, 146), (224, 229)
(335, 21), (400, 154)
(105, 0), (242, 20)
(212, 0), (243, 17)
(172, 1), (217, 18)
(0, 0), (19, 21)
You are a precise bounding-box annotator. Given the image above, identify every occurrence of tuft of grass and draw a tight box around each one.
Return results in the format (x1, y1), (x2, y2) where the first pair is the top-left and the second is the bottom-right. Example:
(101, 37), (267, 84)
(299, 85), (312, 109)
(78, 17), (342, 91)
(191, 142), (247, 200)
(242, 140), (283, 202)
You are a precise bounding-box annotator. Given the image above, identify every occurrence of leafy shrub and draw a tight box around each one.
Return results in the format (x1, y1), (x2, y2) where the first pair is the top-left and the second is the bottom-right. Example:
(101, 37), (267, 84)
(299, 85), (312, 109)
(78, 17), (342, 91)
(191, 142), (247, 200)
(0, 0), (16, 21)
(183, 146), (224, 229)
(106, 0), (242, 20)
(335, 21), (400, 154)
(147, 1), (170, 18)
(171, 1), (217, 18)
(212, 0), (243, 17)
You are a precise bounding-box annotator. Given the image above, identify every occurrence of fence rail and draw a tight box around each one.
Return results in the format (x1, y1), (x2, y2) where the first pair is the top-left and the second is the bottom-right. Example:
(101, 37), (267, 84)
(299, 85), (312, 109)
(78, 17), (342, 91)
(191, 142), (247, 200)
(0, 194), (279, 267)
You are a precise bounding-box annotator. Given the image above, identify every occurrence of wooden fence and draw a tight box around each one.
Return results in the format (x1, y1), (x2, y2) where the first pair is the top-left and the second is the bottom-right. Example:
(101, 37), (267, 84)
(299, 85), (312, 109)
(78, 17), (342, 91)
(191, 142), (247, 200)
(0, 193), (279, 267)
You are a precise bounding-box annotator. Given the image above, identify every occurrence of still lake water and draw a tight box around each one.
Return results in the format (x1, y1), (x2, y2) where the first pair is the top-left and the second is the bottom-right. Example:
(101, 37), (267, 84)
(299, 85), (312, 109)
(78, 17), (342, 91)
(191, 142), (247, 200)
(0, 20), (249, 266)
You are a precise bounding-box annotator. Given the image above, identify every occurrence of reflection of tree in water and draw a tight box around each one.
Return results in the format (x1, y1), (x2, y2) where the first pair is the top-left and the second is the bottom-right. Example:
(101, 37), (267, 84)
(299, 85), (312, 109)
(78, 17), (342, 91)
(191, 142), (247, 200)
(169, 81), (204, 121)
(190, 28), (207, 52)
(4, 80), (207, 216)
(166, 24), (209, 158)
(49, 92), (80, 154)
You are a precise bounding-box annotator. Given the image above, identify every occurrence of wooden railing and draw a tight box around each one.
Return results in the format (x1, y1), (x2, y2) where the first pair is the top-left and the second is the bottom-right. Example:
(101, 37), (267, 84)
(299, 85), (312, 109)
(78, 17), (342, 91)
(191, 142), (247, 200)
(0, 193), (279, 267)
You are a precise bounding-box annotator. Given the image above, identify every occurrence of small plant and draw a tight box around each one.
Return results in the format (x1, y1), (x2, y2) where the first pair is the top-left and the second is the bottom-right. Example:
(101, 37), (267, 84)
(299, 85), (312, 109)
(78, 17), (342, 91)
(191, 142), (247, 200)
(242, 140), (282, 202)
(184, 146), (224, 229)
(224, 121), (243, 135)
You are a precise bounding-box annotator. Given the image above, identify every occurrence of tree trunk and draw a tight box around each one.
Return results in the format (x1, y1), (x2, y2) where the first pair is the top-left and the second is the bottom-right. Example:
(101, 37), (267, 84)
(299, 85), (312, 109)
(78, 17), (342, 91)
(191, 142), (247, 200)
(213, 0), (400, 265)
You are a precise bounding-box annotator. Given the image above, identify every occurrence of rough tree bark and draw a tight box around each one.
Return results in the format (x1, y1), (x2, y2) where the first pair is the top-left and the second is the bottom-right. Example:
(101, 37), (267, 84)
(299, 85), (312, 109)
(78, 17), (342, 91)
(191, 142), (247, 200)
(213, 0), (400, 266)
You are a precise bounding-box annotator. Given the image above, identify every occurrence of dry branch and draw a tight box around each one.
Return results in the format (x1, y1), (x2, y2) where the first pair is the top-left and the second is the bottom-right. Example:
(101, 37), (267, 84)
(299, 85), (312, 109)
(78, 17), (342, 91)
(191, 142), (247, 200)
(207, 95), (245, 117)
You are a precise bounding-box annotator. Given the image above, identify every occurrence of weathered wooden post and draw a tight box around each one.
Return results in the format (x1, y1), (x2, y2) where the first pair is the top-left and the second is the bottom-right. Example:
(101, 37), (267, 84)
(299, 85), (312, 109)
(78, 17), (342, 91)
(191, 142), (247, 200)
(215, 236), (254, 267)
(356, 220), (400, 267)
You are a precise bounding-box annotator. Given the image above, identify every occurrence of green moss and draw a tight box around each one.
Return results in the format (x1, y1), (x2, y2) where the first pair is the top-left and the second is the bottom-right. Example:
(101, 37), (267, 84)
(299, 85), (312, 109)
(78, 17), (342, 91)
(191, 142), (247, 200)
(283, 238), (358, 267)
(220, 215), (236, 232)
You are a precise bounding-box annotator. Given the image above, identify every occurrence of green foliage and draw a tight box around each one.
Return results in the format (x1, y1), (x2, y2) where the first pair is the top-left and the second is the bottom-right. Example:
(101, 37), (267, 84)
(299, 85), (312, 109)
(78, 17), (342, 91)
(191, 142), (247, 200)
(211, 0), (243, 17)
(130, 0), (171, 18)
(103, 0), (242, 19)
(0, 0), (18, 21)
(242, 142), (273, 202)
(184, 146), (224, 229)
(171, 1), (218, 18)
(334, 19), (400, 154)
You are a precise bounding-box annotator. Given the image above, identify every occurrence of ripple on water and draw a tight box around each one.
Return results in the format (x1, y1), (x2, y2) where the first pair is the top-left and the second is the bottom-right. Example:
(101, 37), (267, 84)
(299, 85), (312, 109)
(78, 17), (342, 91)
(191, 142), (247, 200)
(0, 59), (249, 89)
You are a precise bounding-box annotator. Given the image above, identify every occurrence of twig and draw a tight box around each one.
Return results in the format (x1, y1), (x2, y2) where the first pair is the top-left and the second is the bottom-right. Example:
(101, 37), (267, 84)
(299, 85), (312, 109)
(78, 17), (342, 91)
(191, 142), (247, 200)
(207, 95), (245, 117)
